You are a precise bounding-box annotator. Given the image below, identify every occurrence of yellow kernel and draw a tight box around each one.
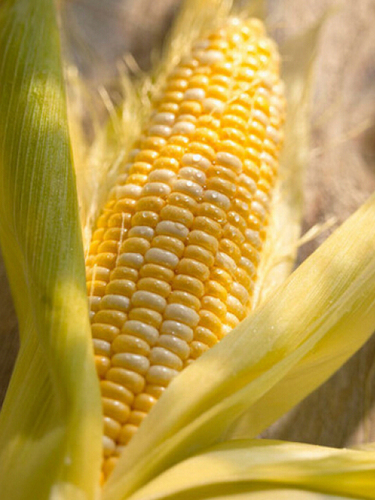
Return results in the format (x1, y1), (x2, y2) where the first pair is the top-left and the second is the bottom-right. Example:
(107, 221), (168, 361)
(168, 290), (201, 312)
(194, 326), (218, 347)
(192, 216), (222, 238)
(131, 211), (159, 228)
(102, 397), (130, 424)
(106, 279), (136, 298)
(168, 192), (198, 213)
(172, 274), (205, 298)
(190, 340), (209, 359)
(112, 334), (151, 356)
(128, 308), (163, 329)
(137, 277), (171, 298)
(184, 244), (215, 267)
(199, 310), (222, 335)
(94, 310), (127, 329)
(201, 296), (226, 318)
(95, 355), (110, 377)
(133, 393), (157, 412)
(139, 263), (175, 282)
(151, 235), (185, 258)
(104, 416), (122, 440)
(160, 205), (194, 227)
(98, 240), (119, 253)
(106, 367), (145, 394)
(110, 266), (138, 282)
(118, 424), (138, 445)
(112, 353), (150, 375)
(87, 280), (107, 297)
(91, 323), (120, 343)
(100, 380), (134, 406)
(176, 258), (210, 281)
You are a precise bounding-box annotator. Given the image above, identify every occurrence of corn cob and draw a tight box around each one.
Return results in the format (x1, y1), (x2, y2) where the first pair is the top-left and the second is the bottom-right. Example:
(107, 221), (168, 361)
(86, 17), (285, 479)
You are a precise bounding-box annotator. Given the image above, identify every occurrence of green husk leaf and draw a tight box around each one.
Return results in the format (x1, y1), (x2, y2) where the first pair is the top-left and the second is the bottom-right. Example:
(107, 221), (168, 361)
(0, 0), (102, 498)
(104, 190), (375, 500)
(127, 439), (375, 500)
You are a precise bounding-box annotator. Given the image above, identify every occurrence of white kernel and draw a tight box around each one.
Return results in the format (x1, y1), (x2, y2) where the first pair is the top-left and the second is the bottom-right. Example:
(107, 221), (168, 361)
(122, 320), (159, 345)
(203, 190), (231, 210)
(156, 220), (189, 240)
(117, 253), (144, 269)
(157, 334), (190, 359)
(215, 252), (236, 276)
(146, 365), (179, 386)
(251, 201), (267, 221)
(266, 125), (281, 144)
(216, 152), (243, 173)
(101, 294), (130, 312)
(203, 98), (225, 114)
(258, 70), (274, 89)
(113, 184), (143, 199)
(270, 90), (284, 109)
(181, 153), (211, 171)
(260, 151), (275, 167)
(112, 353), (150, 374)
(93, 339), (111, 356)
(152, 112), (175, 126)
(145, 248), (179, 269)
(257, 87), (270, 99)
(225, 312), (240, 328)
(239, 173), (257, 194)
(197, 49), (224, 65)
(160, 320), (194, 342)
(148, 125), (172, 137)
(142, 182), (171, 197)
(150, 347), (183, 370)
(252, 109), (268, 126)
(183, 88), (206, 101)
(148, 169), (176, 184)
(131, 291), (167, 313)
(254, 189), (270, 206)
(227, 294), (245, 315)
(240, 256), (256, 275)
(103, 436), (116, 457)
(230, 282), (250, 303)
(179, 167), (206, 186)
(222, 324), (232, 336)
(245, 228), (262, 249)
(164, 304), (200, 327)
(128, 226), (155, 240)
(173, 179), (203, 199)
(172, 121), (196, 135)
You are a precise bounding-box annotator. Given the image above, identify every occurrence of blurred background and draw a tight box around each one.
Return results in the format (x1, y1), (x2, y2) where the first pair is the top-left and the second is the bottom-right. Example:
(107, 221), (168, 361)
(1, 0), (375, 447)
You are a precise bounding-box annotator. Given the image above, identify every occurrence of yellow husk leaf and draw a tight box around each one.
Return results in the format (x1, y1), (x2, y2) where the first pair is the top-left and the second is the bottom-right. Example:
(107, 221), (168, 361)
(126, 439), (375, 500)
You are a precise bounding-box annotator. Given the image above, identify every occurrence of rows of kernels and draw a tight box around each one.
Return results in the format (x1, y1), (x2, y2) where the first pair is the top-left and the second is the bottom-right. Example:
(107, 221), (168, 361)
(85, 18), (285, 479)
